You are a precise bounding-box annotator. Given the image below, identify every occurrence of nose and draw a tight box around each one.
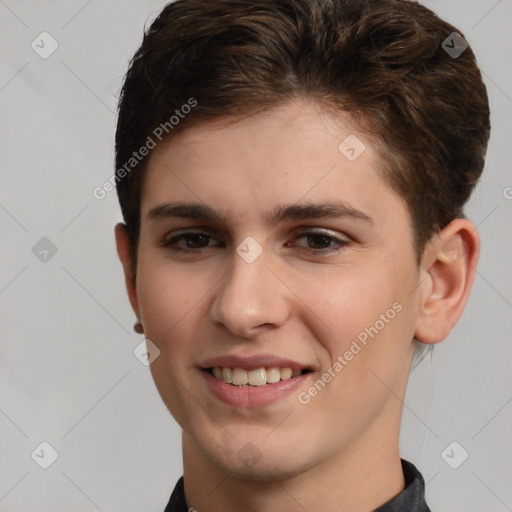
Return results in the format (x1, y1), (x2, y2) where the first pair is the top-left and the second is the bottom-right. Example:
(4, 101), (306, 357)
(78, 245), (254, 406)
(209, 250), (290, 338)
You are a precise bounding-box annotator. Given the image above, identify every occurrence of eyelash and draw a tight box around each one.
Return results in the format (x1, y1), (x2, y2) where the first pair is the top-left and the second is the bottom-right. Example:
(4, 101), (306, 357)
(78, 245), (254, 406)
(161, 229), (350, 254)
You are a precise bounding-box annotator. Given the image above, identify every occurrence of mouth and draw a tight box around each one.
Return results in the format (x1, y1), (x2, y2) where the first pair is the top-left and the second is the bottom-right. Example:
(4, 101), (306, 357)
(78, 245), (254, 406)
(205, 366), (313, 387)
(199, 354), (315, 407)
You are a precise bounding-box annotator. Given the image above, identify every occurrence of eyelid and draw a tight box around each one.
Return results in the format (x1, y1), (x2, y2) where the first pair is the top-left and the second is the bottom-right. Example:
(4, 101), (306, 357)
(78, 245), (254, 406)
(163, 226), (220, 238)
(161, 228), (223, 248)
(161, 227), (350, 253)
(292, 226), (349, 241)
(287, 227), (351, 253)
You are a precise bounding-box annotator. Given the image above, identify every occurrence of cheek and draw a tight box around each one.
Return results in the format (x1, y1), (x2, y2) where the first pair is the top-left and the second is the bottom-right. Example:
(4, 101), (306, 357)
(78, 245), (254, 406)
(137, 261), (206, 333)
(299, 259), (417, 382)
(135, 262), (212, 388)
(136, 262), (213, 424)
(304, 269), (400, 338)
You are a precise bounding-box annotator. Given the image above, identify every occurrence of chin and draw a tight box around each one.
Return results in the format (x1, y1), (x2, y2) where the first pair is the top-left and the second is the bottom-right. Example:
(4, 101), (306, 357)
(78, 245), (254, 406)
(200, 433), (314, 482)
(220, 456), (309, 483)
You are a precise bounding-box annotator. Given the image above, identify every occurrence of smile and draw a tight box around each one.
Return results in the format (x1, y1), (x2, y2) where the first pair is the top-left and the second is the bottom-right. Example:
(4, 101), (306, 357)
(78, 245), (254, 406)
(202, 367), (313, 408)
(208, 366), (311, 387)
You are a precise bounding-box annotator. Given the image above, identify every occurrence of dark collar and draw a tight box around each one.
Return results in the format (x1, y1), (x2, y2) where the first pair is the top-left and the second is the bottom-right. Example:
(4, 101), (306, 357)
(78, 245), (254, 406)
(164, 458), (431, 512)
(376, 459), (431, 512)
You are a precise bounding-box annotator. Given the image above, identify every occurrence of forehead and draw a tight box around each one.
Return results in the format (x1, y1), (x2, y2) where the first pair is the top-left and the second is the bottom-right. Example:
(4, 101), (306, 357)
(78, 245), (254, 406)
(140, 100), (406, 227)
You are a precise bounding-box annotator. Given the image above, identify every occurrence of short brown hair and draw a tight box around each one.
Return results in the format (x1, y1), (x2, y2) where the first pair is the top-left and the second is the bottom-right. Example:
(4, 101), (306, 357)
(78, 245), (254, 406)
(115, 0), (490, 268)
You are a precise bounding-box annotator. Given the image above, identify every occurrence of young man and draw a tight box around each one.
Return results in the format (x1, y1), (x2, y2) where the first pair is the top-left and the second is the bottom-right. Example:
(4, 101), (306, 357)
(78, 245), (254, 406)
(114, 0), (490, 510)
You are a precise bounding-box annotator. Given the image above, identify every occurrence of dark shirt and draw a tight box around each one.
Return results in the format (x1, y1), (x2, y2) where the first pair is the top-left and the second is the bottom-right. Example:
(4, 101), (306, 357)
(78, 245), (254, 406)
(163, 458), (431, 512)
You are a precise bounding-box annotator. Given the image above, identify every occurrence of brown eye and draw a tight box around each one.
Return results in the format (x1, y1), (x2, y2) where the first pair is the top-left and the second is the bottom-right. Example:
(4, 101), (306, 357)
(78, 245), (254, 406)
(182, 233), (211, 248)
(290, 230), (350, 253)
(306, 233), (337, 249)
(162, 231), (222, 251)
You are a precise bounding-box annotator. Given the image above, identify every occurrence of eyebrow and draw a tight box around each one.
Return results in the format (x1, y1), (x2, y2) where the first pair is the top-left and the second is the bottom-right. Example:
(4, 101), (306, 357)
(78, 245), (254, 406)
(146, 200), (373, 225)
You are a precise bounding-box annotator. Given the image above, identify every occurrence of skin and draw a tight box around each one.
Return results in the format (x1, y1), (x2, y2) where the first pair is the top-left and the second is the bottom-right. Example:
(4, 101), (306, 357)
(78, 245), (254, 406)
(116, 99), (479, 512)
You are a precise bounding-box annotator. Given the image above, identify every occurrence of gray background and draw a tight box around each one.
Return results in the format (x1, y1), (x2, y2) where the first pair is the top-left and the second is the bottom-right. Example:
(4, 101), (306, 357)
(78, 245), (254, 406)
(0, 1), (510, 510)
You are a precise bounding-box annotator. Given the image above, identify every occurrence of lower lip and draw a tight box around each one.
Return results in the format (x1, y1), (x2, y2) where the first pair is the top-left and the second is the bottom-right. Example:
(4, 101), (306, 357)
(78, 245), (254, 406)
(202, 370), (311, 408)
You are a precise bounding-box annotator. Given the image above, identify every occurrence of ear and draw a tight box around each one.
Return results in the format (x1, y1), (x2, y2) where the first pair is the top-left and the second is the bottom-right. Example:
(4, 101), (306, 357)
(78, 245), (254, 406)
(115, 223), (140, 318)
(414, 218), (480, 344)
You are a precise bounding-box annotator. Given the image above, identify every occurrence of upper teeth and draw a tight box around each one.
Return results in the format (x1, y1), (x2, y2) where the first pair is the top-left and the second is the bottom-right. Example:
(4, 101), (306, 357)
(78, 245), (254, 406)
(212, 367), (302, 386)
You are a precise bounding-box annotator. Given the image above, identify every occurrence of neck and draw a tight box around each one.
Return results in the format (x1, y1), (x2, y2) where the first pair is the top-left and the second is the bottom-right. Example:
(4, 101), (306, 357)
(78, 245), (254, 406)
(182, 423), (405, 512)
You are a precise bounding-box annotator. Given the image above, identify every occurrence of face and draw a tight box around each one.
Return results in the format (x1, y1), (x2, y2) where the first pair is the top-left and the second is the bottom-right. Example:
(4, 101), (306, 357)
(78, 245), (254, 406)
(131, 99), (422, 480)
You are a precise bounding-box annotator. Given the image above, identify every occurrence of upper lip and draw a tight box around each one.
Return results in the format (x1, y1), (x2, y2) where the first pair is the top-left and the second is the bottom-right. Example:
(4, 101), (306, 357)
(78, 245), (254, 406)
(199, 354), (313, 372)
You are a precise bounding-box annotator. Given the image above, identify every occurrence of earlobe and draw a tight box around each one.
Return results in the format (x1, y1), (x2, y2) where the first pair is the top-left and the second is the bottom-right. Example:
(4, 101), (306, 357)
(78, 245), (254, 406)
(114, 223), (140, 318)
(414, 219), (480, 344)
